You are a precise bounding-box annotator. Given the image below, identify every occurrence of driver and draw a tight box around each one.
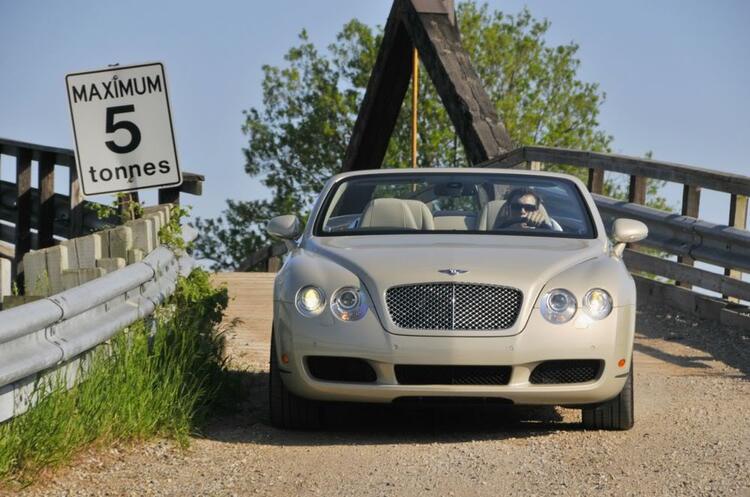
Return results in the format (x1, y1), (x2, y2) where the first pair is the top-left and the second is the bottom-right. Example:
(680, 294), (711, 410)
(498, 187), (557, 230)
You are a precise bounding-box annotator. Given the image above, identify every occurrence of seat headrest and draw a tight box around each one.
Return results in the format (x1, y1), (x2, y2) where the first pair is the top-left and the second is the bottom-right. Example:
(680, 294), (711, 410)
(476, 199), (506, 231)
(359, 198), (419, 230)
(402, 200), (435, 230)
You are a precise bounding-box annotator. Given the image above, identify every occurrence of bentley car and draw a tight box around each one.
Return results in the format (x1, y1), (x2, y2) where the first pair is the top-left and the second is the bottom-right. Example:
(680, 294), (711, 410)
(267, 168), (648, 430)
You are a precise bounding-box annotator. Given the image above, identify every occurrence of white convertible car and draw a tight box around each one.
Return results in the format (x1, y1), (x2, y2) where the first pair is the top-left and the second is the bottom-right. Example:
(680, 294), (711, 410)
(267, 168), (647, 430)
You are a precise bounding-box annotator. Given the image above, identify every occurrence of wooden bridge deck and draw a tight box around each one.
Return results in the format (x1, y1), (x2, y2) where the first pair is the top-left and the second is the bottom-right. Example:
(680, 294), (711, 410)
(211, 272), (276, 369)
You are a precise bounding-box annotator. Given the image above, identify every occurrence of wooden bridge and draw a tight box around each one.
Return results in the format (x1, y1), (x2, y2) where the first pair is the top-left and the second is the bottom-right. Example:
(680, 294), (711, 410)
(0, 1), (748, 493)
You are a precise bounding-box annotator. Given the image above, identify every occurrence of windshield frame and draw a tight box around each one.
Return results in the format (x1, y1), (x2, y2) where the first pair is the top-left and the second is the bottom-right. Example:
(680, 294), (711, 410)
(312, 172), (598, 240)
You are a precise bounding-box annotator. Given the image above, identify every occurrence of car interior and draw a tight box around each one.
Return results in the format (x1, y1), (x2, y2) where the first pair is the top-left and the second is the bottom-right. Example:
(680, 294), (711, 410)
(320, 175), (592, 237)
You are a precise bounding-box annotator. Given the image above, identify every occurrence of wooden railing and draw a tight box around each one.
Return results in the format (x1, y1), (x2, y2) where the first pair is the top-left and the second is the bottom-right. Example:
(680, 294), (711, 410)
(239, 146), (749, 327)
(486, 146), (750, 325)
(0, 137), (204, 291)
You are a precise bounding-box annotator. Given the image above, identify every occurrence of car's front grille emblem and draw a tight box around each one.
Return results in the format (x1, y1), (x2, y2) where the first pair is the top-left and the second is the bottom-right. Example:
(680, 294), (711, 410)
(438, 268), (468, 276)
(385, 282), (522, 331)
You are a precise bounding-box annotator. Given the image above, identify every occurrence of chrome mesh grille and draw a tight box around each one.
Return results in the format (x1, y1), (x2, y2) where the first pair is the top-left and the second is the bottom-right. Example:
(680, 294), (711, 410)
(385, 283), (522, 331)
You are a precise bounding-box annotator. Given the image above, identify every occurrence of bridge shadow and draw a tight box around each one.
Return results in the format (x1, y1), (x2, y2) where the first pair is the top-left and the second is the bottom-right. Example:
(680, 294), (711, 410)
(203, 369), (583, 447)
(634, 301), (750, 378)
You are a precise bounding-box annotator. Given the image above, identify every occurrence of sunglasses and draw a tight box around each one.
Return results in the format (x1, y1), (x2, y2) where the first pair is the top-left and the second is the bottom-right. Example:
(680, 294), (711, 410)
(510, 201), (539, 212)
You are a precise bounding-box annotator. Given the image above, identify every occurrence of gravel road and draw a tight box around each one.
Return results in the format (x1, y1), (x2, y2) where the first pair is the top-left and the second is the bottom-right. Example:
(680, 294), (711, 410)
(7, 274), (749, 497)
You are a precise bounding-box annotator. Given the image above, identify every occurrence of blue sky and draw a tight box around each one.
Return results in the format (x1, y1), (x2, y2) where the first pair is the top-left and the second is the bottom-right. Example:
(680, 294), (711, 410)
(1, 0), (748, 227)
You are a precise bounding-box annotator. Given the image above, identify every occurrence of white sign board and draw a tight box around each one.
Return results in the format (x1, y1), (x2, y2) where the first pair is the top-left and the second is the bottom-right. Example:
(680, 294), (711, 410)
(66, 62), (182, 196)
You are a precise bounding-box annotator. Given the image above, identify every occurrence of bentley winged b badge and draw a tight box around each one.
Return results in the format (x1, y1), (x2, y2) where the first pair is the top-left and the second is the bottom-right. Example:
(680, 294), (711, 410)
(438, 268), (468, 276)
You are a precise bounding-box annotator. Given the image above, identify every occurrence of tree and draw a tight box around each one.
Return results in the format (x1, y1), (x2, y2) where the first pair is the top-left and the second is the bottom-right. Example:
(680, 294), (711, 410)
(194, 2), (654, 269)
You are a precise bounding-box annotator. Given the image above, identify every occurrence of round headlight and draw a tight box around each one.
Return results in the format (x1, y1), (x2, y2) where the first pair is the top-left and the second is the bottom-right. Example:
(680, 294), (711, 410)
(583, 288), (613, 320)
(540, 289), (577, 324)
(295, 286), (326, 316)
(330, 287), (368, 321)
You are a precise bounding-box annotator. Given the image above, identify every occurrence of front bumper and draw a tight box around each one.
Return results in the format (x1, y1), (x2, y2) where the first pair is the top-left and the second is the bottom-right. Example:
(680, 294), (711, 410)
(273, 301), (635, 406)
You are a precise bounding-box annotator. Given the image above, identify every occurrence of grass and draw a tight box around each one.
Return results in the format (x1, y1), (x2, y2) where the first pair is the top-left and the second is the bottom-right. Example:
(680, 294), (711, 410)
(0, 268), (231, 485)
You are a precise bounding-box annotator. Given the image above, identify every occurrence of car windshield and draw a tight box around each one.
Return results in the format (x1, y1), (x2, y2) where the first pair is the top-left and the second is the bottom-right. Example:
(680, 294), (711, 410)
(316, 173), (595, 238)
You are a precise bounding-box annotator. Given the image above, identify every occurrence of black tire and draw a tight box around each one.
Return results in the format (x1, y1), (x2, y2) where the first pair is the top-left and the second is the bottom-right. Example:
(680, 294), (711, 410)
(269, 331), (321, 430)
(581, 361), (634, 431)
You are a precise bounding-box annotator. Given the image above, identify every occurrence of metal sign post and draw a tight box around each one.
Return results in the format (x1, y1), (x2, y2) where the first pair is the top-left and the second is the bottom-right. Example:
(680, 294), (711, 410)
(66, 62), (182, 196)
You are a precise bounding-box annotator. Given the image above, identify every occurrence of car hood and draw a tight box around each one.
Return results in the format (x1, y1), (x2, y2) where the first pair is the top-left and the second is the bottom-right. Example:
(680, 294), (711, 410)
(305, 234), (606, 337)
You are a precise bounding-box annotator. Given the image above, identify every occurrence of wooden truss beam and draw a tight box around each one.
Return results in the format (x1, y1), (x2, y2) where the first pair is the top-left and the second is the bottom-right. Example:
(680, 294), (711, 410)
(342, 0), (512, 171)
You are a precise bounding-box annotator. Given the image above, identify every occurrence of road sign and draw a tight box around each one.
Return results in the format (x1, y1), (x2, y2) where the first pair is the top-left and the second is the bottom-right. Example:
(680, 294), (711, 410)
(66, 62), (182, 196)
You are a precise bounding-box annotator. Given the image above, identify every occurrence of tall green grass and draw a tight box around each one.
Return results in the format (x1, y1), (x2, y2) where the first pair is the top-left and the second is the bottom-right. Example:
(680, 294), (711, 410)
(0, 268), (230, 484)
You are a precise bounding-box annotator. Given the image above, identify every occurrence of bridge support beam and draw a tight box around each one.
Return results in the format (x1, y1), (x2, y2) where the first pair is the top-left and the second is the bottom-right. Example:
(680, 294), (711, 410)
(342, 0), (512, 172)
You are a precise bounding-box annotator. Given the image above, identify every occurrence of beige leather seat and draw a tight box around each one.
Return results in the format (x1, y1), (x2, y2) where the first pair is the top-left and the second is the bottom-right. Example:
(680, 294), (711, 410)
(359, 199), (414, 230)
(403, 200), (435, 230)
(476, 200), (507, 231)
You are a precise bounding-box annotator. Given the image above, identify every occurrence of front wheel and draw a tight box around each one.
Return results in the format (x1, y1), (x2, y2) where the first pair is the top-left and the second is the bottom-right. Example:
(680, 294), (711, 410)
(581, 361), (634, 431)
(269, 331), (322, 430)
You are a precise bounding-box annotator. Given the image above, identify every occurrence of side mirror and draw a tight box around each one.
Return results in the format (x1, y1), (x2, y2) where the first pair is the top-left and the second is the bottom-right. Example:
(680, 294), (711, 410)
(267, 215), (301, 240)
(611, 218), (648, 257)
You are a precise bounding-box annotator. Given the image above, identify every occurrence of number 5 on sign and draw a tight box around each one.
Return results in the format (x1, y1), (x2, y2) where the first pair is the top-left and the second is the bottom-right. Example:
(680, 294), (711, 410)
(66, 62), (182, 196)
(105, 105), (141, 153)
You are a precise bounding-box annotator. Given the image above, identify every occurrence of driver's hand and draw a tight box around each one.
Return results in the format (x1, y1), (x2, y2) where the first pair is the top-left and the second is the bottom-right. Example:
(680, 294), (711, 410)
(523, 210), (550, 227)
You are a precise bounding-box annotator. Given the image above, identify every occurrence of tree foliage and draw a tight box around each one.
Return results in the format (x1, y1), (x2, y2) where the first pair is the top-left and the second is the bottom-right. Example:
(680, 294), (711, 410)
(194, 2), (663, 269)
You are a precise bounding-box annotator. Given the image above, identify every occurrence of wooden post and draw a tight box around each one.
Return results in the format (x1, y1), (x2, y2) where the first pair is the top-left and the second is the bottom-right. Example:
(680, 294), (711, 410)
(628, 175), (647, 205)
(15, 148), (32, 293)
(38, 152), (56, 248)
(118, 191), (140, 222)
(267, 256), (281, 272)
(158, 187), (180, 205)
(69, 165), (84, 238)
(725, 194), (748, 302)
(266, 246), (281, 272)
(587, 169), (604, 194)
(676, 184), (701, 288)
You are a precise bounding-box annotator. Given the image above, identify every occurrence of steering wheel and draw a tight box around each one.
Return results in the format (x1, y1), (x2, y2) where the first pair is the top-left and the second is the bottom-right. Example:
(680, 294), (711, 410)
(495, 216), (552, 230)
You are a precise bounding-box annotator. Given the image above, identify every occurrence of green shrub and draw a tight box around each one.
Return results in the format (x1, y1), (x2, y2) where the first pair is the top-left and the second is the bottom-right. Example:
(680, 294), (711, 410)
(0, 268), (230, 485)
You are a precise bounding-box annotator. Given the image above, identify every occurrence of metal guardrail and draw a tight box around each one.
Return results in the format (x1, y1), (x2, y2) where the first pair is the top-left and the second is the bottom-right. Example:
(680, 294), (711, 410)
(0, 245), (193, 423)
(594, 195), (750, 273)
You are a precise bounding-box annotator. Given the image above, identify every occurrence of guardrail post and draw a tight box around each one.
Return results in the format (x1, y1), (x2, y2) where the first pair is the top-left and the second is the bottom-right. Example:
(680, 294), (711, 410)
(38, 152), (56, 249)
(676, 184), (701, 288)
(0, 258), (11, 305)
(131, 219), (155, 253)
(724, 194), (748, 302)
(15, 148), (32, 293)
(23, 250), (48, 296)
(109, 226), (133, 259)
(75, 234), (103, 269)
(587, 169), (604, 194)
(46, 245), (68, 295)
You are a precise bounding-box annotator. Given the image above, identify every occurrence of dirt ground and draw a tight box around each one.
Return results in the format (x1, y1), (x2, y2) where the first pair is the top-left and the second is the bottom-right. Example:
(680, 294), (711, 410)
(9, 273), (750, 497)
